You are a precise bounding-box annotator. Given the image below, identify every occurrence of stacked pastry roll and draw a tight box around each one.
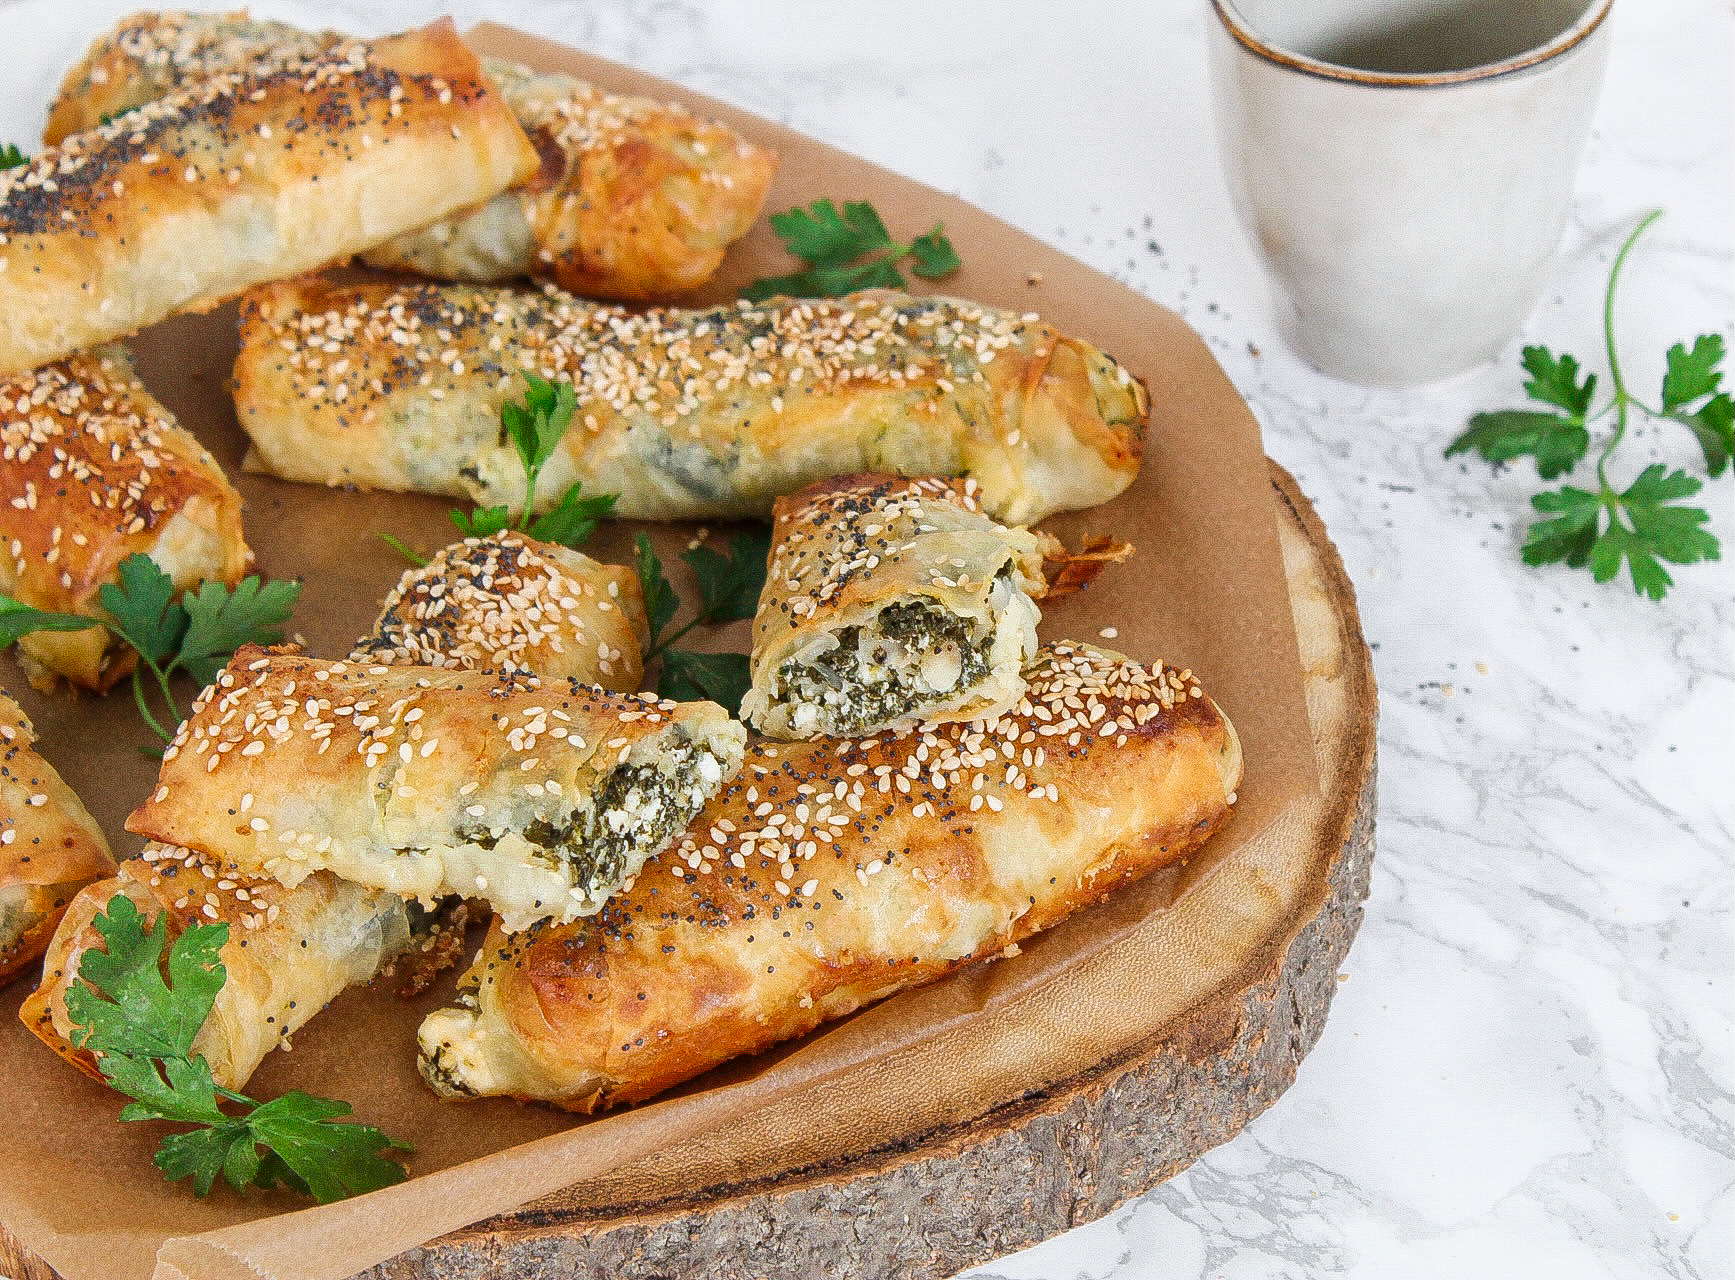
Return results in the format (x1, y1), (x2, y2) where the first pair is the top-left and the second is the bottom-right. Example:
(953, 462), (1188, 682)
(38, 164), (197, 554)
(1, 19), (537, 375)
(0, 348), (249, 691)
(44, 11), (777, 302)
(0, 691), (113, 985)
(352, 531), (649, 684)
(22, 534), (684, 1090)
(233, 278), (1147, 525)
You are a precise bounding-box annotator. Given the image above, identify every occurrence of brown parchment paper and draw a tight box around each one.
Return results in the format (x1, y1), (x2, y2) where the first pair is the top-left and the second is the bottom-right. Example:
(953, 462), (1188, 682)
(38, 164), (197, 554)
(0, 23), (1322, 1280)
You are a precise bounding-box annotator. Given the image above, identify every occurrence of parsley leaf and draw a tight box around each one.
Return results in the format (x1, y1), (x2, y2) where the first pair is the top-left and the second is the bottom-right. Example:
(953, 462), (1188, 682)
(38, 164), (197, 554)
(681, 527), (772, 624)
(635, 529), (768, 712)
(1520, 346), (1597, 416)
(0, 143), (25, 170)
(1446, 345), (1596, 478)
(1658, 335), (1733, 476)
(450, 505), (513, 539)
(99, 554), (188, 669)
(743, 198), (962, 302)
(909, 227), (963, 279)
(770, 199), (894, 266)
(240, 1092), (410, 1205)
(0, 596), (99, 650)
(65, 897), (224, 1062)
(658, 649), (752, 714)
(390, 376), (617, 560)
(1452, 210), (1727, 600)
(175, 576), (299, 686)
(528, 483), (618, 548)
(501, 372), (578, 512)
(1522, 485), (1603, 569)
(1524, 467), (1717, 600)
(634, 533), (681, 644)
(1447, 410), (1590, 479)
(1660, 334), (1723, 412)
(1, 554), (301, 741)
(66, 893), (409, 1204)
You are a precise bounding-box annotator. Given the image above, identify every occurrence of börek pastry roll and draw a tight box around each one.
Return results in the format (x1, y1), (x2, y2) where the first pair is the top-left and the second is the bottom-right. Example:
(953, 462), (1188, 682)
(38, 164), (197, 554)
(19, 841), (437, 1088)
(352, 531), (648, 690)
(128, 648), (746, 931)
(0, 692), (112, 985)
(232, 278), (1147, 525)
(44, 14), (775, 302)
(23, 535), (653, 1088)
(417, 643), (1241, 1110)
(0, 19), (537, 376)
(0, 348), (248, 691)
(742, 475), (1047, 739)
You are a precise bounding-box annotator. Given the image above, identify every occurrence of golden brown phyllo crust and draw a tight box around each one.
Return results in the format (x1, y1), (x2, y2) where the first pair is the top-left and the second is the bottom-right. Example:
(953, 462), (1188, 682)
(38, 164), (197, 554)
(0, 19), (537, 376)
(42, 13), (776, 302)
(416, 642), (1242, 1111)
(363, 57), (777, 301)
(743, 474), (1050, 739)
(0, 691), (112, 986)
(128, 647), (746, 932)
(0, 348), (248, 691)
(233, 278), (1147, 525)
(352, 531), (650, 690)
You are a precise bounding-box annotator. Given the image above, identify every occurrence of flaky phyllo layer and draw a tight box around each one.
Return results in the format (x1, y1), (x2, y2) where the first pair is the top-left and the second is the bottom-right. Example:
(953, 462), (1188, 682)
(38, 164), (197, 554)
(743, 476), (1048, 739)
(127, 650), (745, 932)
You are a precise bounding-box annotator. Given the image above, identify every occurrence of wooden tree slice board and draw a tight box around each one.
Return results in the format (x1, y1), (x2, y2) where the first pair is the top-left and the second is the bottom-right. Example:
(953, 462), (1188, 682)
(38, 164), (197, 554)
(391, 462), (1376, 1279)
(1, 463), (1373, 1280)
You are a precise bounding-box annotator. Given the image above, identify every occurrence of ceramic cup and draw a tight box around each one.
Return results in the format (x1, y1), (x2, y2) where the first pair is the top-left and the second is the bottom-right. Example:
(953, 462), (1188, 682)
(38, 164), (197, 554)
(1208, 0), (1615, 386)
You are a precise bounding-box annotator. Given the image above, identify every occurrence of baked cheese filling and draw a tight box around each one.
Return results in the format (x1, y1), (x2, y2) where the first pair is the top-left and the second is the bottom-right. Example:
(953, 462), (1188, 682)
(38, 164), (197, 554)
(771, 571), (1033, 737)
(450, 740), (728, 919)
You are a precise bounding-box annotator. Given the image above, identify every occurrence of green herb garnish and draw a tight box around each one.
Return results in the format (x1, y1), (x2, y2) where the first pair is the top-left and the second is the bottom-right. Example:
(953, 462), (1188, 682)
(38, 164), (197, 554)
(0, 555), (299, 741)
(0, 143), (26, 170)
(66, 894), (409, 1203)
(634, 528), (770, 713)
(742, 198), (961, 302)
(1447, 210), (1729, 599)
(384, 372), (617, 562)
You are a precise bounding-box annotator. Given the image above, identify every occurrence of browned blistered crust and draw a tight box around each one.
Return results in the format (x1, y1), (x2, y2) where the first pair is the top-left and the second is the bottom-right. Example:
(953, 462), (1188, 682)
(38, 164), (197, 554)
(234, 278), (1147, 525)
(365, 58), (778, 300)
(0, 348), (248, 691)
(43, 14), (775, 301)
(353, 531), (649, 691)
(43, 11), (342, 145)
(0, 19), (537, 376)
(424, 642), (1242, 1111)
(0, 691), (112, 986)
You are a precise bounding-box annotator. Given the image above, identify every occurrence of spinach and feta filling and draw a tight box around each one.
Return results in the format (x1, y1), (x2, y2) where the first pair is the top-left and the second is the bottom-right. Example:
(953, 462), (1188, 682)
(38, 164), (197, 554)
(452, 740), (727, 917)
(774, 594), (1003, 737)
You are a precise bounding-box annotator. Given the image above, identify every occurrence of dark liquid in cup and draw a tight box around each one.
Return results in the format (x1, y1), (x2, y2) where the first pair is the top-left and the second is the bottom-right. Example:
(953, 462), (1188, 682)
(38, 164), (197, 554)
(1308, 0), (1590, 74)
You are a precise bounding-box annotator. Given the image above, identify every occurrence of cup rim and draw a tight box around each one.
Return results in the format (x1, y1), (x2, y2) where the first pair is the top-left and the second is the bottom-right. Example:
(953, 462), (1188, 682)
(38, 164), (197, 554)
(1209, 0), (1615, 87)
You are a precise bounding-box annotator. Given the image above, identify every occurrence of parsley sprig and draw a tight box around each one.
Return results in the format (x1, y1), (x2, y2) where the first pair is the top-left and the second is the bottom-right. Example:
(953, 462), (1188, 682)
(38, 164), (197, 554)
(1447, 210), (1730, 599)
(67, 894), (409, 1203)
(0, 555), (299, 740)
(384, 372), (617, 565)
(0, 142), (26, 170)
(634, 528), (770, 713)
(742, 198), (961, 303)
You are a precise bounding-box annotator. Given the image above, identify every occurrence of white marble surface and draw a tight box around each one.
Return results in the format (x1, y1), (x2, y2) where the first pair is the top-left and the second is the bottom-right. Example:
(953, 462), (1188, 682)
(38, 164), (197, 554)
(3, 1), (1731, 1277)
